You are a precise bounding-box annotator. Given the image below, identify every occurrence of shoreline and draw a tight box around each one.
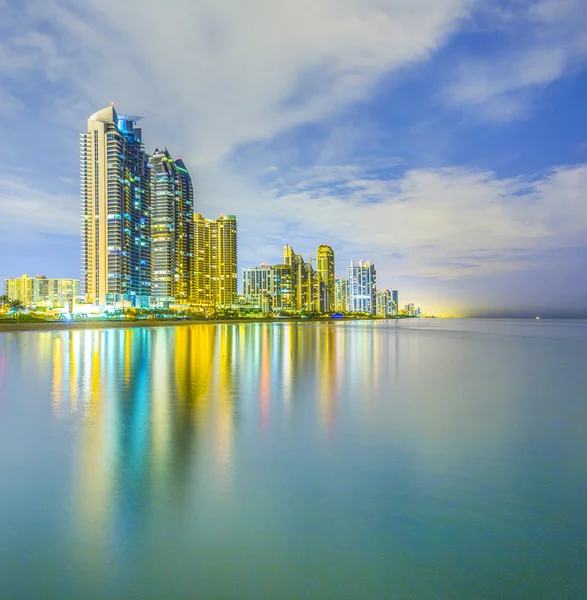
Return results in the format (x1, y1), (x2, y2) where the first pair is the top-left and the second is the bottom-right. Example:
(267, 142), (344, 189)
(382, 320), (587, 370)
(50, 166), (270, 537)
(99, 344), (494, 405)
(0, 316), (394, 333)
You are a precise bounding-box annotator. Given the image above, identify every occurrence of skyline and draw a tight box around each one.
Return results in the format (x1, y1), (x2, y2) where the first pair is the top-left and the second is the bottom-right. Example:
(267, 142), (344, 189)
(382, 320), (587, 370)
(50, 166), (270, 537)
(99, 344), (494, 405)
(1, 1), (587, 317)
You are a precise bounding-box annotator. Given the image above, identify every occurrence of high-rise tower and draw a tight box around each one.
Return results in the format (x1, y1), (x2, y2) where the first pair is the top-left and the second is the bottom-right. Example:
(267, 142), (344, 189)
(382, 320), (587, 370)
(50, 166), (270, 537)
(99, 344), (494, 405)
(348, 260), (376, 314)
(316, 245), (335, 312)
(283, 245), (317, 311)
(193, 214), (238, 309)
(80, 106), (151, 307)
(150, 149), (194, 304)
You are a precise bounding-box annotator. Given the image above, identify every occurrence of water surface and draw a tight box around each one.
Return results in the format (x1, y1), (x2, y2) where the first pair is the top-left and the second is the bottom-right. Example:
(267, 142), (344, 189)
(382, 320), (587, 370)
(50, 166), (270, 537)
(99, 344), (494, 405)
(0, 319), (586, 599)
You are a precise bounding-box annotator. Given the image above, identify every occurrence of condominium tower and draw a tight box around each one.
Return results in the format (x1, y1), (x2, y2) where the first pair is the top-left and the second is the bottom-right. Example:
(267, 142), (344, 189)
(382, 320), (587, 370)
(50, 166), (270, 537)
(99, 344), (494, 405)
(283, 245), (317, 311)
(242, 264), (293, 311)
(192, 214), (238, 308)
(81, 106), (151, 307)
(151, 148), (194, 304)
(316, 245), (335, 312)
(348, 260), (376, 314)
(376, 289), (395, 317)
(334, 278), (349, 312)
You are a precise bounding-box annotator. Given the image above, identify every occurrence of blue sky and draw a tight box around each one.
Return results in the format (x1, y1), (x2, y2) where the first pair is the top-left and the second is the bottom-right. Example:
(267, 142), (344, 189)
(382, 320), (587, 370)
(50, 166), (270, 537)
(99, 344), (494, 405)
(1, 0), (586, 315)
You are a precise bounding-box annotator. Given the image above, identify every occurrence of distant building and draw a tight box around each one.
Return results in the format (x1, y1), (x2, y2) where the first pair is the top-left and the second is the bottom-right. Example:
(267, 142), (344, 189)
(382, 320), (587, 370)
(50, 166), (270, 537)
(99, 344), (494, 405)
(283, 245), (317, 311)
(242, 264), (294, 311)
(334, 278), (349, 312)
(316, 245), (335, 313)
(5, 275), (79, 308)
(375, 289), (394, 317)
(392, 290), (399, 316)
(193, 213), (238, 309)
(348, 260), (376, 314)
(81, 106), (151, 308)
(150, 148), (194, 305)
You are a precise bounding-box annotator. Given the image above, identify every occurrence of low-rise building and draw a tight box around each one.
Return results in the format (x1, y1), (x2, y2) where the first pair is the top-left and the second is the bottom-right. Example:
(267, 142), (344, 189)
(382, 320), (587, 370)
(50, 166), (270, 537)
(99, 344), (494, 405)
(242, 264), (294, 312)
(5, 275), (79, 308)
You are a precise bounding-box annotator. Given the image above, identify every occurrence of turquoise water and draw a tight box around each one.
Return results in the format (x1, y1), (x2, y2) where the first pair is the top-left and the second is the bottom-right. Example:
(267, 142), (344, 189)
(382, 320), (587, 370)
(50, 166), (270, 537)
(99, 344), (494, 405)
(0, 319), (586, 599)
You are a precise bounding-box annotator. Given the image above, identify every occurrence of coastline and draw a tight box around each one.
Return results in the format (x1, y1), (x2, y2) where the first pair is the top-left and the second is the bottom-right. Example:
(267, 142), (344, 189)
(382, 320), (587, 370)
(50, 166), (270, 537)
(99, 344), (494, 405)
(0, 316), (388, 333)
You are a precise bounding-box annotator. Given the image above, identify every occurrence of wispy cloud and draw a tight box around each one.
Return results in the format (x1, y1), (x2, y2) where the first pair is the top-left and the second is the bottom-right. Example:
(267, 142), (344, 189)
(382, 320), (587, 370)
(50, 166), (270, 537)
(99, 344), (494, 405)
(0, 0), (473, 162)
(0, 175), (78, 239)
(236, 162), (587, 281)
(444, 0), (587, 120)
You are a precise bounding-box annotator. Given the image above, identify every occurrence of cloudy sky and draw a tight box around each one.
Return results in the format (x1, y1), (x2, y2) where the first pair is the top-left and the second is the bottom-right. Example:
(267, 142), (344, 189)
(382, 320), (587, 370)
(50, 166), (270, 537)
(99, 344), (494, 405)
(1, 0), (586, 316)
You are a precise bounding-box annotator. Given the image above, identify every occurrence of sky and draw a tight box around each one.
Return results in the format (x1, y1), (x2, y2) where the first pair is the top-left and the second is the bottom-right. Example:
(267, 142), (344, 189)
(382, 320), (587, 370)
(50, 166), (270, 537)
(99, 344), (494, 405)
(0, 0), (586, 317)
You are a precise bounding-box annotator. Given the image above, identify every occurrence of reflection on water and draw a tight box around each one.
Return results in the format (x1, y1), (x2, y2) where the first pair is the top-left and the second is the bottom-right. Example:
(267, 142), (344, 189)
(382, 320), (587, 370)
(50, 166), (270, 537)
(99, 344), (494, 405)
(0, 320), (586, 599)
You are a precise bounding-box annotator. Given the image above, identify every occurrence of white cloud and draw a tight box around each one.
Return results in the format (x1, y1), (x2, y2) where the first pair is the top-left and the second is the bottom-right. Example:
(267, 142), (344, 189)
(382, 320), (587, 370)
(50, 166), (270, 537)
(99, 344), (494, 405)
(0, 176), (78, 238)
(445, 0), (587, 119)
(0, 0), (472, 161)
(235, 162), (587, 280)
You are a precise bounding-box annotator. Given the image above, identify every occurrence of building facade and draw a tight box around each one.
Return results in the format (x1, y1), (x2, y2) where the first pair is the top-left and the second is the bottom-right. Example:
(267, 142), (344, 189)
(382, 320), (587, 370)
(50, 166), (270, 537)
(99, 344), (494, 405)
(242, 264), (294, 312)
(193, 214), (238, 309)
(283, 245), (318, 311)
(81, 106), (151, 308)
(334, 278), (349, 312)
(375, 289), (394, 317)
(348, 260), (376, 314)
(316, 245), (335, 313)
(5, 275), (79, 308)
(151, 149), (194, 305)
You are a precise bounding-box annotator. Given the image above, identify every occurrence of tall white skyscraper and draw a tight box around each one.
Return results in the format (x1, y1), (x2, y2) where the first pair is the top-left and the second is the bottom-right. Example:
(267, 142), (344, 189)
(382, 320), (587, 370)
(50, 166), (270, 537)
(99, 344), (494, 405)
(348, 260), (376, 314)
(80, 106), (151, 307)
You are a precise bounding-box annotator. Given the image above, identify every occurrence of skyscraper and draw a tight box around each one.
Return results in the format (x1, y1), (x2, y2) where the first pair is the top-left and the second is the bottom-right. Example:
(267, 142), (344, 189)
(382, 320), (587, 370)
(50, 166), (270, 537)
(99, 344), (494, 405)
(334, 278), (349, 312)
(81, 106), (151, 307)
(348, 260), (376, 314)
(392, 290), (399, 316)
(316, 245), (335, 313)
(193, 214), (238, 309)
(151, 149), (194, 305)
(375, 289), (394, 317)
(283, 245), (317, 311)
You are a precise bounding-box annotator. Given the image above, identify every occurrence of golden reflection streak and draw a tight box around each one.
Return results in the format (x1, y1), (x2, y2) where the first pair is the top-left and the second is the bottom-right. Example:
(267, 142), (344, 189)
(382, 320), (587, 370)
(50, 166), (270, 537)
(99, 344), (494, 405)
(259, 325), (270, 431)
(319, 325), (338, 436)
(213, 326), (235, 489)
(69, 332), (78, 413)
(78, 331), (113, 566)
(281, 324), (293, 417)
(124, 330), (131, 386)
(52, 337), (63, 415)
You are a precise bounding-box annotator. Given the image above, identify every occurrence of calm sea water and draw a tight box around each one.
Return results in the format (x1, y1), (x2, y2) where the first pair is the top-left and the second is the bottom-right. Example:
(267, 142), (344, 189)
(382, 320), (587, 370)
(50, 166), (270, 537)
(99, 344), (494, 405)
(0, 319), (586, 599)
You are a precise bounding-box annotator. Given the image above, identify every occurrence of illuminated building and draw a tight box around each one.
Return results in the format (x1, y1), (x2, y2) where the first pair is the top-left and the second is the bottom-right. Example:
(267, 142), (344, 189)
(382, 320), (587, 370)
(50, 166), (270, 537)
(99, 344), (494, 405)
(81, 106), (151, 308)
(283, 245), (317, 311)
(392, 290), (399, 316)
(150, 149), (194, 305)
(5, 274), (79, 308)
(193, 214), (238, 308)
(5, 274), (34, 307)
(375, 289), (394, 317)
(333, 278), (348, 312)
(242, 264), (294, 311)
(348, 260), (376, 314)
(316, 245), (335, 313)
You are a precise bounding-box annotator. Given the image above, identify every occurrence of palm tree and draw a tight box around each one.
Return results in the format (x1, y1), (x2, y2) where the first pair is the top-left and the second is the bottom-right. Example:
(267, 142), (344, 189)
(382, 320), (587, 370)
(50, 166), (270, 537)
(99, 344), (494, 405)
(0, 294), (9, 309)
(9, 299), (25, 314)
